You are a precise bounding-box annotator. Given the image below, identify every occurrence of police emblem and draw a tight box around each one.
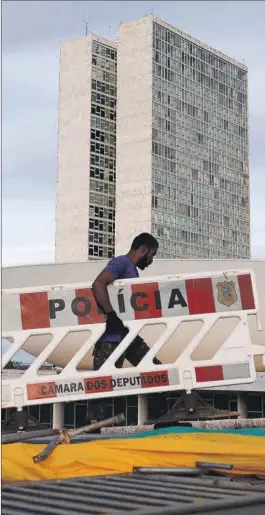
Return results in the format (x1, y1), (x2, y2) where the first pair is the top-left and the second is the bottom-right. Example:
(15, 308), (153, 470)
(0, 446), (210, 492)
(216, 281), (237, 307)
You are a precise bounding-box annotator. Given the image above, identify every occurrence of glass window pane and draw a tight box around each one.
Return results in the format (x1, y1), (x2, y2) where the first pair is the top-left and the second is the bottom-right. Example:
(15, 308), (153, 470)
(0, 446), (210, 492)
(126, 407), (138, 426)
(40, 404), (52, 425)
(64, 403), (75, 427)
(75, 404), (87, 428)
(247, 394), (262, 413)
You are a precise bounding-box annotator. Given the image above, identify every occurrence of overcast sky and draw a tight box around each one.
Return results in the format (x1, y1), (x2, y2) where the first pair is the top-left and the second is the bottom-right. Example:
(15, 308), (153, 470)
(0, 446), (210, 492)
(2, 0), (265, 266)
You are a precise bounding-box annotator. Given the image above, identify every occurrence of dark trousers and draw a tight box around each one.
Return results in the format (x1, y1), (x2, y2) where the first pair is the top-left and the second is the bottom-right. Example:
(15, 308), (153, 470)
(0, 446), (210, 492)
(93, 336), (161, 370)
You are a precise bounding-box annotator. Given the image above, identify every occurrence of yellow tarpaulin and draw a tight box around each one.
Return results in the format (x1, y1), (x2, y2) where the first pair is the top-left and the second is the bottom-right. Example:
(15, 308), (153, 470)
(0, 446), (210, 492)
(2, 431), (265, 482)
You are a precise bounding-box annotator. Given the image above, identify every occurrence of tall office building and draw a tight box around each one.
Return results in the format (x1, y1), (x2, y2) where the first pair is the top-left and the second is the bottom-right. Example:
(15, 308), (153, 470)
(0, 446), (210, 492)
(56, 15), (250, 262)
(115, 16), (250, 259)
(56, 34), (117, 262)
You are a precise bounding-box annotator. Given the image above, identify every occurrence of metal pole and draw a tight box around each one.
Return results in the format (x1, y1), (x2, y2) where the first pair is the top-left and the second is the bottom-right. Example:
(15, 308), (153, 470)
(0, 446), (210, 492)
(2, 428), (59, 445)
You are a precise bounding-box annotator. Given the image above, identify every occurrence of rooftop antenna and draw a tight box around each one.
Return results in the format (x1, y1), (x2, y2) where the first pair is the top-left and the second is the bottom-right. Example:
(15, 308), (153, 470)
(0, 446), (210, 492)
(84, 14), (88, 36)
(108, 24), (111, 38)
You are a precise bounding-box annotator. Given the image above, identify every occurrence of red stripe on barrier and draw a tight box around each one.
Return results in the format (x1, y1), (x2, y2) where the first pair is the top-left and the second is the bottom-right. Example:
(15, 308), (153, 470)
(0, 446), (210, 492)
(195, 365), (224, 383)
(185, 278), (215, 315)
(20, 292), (50, 330)
(75, 288), (105, 325)
(84, 375), (113, 394)
(27, 381), (56, 400)
(140, 370), (169, 388)
(131, 282), (162, 320)
(238, 274), (255, 310)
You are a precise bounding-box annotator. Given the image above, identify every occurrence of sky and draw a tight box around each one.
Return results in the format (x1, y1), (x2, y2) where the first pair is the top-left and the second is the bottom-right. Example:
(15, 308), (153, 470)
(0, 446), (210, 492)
(2, 0), (265, 267)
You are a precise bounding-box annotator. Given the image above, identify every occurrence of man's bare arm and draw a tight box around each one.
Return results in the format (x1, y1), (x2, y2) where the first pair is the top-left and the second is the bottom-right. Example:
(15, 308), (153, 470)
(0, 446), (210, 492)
(92, 270), (116, 314)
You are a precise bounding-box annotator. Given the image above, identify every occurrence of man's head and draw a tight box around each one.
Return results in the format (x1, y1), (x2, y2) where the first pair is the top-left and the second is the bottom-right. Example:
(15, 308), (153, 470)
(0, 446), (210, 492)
(129, 233), (159, 270)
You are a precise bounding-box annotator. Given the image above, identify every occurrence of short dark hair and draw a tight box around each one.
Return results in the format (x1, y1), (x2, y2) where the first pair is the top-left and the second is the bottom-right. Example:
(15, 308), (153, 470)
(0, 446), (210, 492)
(131, 233), (159, 251)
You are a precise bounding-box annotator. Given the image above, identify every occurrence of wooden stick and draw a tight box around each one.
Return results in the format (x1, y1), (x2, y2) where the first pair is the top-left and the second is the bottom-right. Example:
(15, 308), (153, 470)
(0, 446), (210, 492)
(102, 418), (265, 435)
(33, 413), (125, 464)
(191, 418), (265, 430)
(68, 413), (125, 438)
(33, 435), (61, 464)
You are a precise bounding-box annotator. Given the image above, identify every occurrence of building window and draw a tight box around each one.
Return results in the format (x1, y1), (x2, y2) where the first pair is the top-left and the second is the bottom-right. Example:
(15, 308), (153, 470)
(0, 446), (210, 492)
(151, 25), (249, 260)
(247, 393), (264, 418)
(89, 42), (117, 260)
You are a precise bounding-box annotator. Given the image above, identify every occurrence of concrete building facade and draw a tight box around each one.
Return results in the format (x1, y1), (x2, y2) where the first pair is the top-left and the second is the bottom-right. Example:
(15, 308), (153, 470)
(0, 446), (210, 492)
(115, 16), (250, 259)
(55, 15), (250, 262)
(55, 34), (117, 263)
(2, 378), (265, 429)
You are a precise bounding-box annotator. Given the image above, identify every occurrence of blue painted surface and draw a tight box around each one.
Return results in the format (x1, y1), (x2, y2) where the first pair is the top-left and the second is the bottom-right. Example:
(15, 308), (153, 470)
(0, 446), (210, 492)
(119, 426), (265, 439)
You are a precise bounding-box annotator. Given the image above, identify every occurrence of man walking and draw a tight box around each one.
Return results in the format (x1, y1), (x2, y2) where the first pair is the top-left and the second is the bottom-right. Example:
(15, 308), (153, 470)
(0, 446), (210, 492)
(92, 233), (162, 370)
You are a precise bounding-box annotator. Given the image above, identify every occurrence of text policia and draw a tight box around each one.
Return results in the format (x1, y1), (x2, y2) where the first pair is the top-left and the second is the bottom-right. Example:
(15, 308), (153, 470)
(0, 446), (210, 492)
(48, 285), (188, 321)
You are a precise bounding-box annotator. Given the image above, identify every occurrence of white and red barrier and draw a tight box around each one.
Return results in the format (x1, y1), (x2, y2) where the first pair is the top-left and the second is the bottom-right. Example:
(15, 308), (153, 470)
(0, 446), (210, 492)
(2, 270), (257, 331)
(2, 269), (263, 410)
(24, 362), (252, 403)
